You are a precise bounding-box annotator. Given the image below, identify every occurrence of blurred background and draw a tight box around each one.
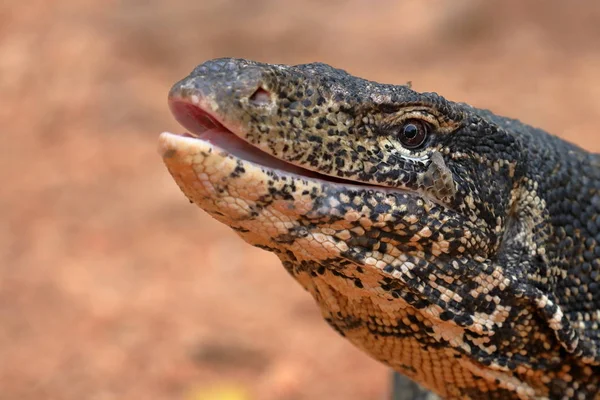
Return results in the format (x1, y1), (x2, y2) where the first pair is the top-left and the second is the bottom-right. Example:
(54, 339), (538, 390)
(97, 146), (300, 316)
(2, 1), (600, 399)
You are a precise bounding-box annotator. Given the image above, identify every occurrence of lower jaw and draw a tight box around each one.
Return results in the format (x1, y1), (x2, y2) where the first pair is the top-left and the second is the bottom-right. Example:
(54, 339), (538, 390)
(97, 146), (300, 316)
(158, 130), (335, 226)
(159, 130), (430, 207)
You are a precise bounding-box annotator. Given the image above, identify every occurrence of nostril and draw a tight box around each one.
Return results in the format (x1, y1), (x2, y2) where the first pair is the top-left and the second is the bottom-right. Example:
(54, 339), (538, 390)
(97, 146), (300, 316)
(249, 86), (271, 106)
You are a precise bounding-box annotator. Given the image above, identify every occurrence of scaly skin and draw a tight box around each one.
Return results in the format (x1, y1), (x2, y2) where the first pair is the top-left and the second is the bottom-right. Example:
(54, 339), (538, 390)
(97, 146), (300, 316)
(159, 58), (600, 399)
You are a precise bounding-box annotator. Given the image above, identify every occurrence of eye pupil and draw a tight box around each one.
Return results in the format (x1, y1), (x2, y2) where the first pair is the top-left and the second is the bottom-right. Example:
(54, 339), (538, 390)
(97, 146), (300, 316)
(399, 119), (428, 149)
(403, 124), (418, 139)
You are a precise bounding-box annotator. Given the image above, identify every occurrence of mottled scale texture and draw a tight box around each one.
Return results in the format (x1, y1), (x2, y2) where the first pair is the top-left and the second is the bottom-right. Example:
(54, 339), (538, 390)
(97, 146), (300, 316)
(159, 58), (600, 399)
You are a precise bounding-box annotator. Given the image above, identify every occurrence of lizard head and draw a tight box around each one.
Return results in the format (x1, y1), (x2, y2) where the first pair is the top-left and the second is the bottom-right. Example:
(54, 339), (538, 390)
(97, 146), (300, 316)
(161, 57), (524, 256)
(159, 57), (529, 350)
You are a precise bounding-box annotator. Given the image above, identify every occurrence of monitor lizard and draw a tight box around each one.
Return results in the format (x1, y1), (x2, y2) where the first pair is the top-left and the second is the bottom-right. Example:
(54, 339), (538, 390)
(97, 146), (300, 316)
(158, 58), (600, 399)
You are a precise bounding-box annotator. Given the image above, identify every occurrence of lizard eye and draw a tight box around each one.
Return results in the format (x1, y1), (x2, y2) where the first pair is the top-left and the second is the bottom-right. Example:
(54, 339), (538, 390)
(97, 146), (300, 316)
(398, 119), (428, 149)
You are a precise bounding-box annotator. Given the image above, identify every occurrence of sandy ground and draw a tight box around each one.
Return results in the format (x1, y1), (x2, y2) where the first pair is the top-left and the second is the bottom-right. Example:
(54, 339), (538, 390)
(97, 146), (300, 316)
(2, 1), (600, 399)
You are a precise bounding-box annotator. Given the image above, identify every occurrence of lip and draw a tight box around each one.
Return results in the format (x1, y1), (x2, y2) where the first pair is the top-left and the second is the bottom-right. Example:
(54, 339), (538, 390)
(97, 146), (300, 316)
(162, 97), (374, 186)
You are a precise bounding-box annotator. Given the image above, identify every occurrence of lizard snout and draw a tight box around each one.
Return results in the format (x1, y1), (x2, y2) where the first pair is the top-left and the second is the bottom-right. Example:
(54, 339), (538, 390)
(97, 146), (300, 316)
(169, 58), (274, 111)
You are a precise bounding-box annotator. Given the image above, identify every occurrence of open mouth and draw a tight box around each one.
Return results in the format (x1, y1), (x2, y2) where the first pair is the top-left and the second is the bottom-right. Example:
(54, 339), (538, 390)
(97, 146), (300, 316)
(160, 98), (451, 210)
(166, 99), (364, 186)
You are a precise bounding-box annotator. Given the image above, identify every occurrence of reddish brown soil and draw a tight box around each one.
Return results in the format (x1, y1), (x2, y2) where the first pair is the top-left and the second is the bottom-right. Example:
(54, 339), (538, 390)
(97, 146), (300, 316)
(2, 1), (600, 399)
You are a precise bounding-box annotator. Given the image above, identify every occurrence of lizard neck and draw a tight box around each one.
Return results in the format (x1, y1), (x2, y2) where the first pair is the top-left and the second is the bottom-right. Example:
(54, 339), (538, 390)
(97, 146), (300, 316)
(508, 129), (600, 291)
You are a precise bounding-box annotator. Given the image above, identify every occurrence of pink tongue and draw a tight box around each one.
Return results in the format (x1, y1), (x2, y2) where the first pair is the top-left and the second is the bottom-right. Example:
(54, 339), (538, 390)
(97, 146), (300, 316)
(198, 128), (319, 177)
